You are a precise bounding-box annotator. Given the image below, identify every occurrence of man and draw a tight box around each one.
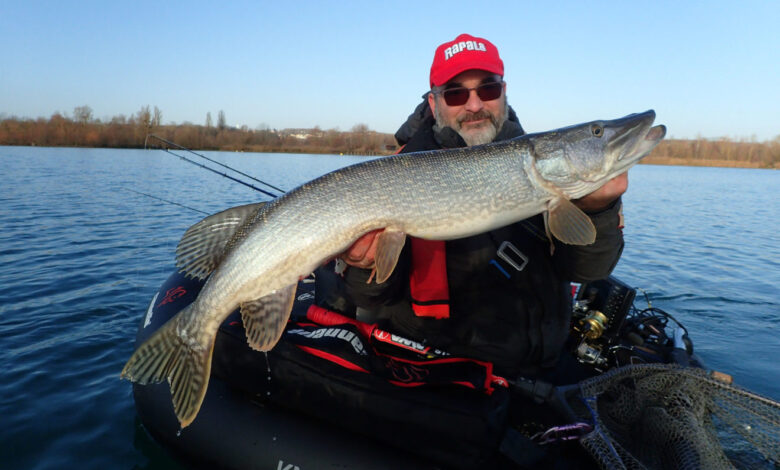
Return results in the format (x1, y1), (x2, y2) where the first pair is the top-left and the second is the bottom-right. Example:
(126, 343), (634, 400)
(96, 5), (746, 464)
(324, 33), (626, 382)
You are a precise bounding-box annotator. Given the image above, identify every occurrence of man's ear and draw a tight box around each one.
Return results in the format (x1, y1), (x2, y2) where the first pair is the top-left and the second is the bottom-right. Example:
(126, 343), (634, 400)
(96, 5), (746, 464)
(427, 92), (437, 115)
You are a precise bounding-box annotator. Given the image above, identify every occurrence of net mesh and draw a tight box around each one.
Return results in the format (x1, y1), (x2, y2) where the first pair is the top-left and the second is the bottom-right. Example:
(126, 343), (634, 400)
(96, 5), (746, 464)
(575, 364), (779, 470)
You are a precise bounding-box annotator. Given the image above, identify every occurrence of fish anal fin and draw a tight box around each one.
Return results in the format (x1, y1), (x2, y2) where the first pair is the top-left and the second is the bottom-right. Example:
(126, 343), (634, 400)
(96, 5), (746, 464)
(120, 305), (214, 429)
(240, 284), (297, 351)
(547, 197), (597, 245)
(374, 229), (407, 284)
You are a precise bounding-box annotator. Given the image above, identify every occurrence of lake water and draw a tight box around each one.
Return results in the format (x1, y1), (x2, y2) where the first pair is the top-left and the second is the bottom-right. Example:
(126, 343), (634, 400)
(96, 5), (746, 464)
(0, 146), (778, 469)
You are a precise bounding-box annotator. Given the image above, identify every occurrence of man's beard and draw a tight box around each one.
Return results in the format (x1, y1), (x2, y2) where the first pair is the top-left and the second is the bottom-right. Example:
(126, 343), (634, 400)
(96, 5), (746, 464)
(433, 96), (508, 147)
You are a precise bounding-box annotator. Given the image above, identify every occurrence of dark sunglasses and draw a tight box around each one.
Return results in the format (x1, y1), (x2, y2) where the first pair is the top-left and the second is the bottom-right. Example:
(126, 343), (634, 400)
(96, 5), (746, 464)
(435, 81), (503, 106)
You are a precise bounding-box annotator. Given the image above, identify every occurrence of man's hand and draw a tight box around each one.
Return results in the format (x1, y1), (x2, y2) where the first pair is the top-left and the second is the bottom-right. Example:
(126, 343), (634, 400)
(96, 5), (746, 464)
(572, 173), (628, 212)
(341, 229), (383, 268)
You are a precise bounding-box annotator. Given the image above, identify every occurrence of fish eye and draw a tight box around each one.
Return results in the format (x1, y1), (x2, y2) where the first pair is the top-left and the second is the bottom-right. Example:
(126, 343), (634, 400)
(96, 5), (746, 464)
(591, 124), (604, 138)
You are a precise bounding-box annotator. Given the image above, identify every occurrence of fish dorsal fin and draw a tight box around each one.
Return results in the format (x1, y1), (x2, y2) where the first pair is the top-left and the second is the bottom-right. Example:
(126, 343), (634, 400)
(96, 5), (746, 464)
(374, 229), (407, 284)
(240, 283), (297, 351)
(547, 196), (597, 245)
(176, 202), (266, 279)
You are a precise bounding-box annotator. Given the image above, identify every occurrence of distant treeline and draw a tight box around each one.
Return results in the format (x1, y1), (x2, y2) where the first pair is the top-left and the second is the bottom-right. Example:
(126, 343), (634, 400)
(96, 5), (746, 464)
(648, 138), (779, 168)
(0, 106), (397, 155)
(1, 106), (778, 167)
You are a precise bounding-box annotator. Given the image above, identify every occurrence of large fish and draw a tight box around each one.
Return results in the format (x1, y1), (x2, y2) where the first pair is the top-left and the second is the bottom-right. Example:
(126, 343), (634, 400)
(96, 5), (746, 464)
(121, 110), (666, 427)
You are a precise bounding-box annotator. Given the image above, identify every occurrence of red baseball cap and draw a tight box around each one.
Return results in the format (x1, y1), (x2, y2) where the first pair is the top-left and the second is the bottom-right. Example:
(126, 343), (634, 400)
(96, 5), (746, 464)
(429, 34), (504, 88)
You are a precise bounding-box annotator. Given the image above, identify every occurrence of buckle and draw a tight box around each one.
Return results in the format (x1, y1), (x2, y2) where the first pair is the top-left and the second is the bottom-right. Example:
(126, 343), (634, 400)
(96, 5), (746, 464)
(497, 241), (528, 272)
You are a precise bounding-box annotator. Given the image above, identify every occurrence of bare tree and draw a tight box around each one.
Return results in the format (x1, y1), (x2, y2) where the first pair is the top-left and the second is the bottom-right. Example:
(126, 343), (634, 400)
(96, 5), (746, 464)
(152, 106), (163, 127)
(217, 110), (226, 130)
(136, 106), (152, 129)
(73, 105), (93, 124)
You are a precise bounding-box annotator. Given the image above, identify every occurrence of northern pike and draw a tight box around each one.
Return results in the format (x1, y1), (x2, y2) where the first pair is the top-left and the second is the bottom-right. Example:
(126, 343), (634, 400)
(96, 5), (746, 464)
(121, 110), (666, 428)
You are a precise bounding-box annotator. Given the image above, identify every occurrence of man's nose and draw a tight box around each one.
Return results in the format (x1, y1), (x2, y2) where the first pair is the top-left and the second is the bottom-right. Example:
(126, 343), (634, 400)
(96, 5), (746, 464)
(463, 89), (484, 113)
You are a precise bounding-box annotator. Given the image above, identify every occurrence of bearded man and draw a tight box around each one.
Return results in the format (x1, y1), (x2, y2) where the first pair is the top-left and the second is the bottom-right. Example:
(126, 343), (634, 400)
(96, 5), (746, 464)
(328, 33), (628, 382)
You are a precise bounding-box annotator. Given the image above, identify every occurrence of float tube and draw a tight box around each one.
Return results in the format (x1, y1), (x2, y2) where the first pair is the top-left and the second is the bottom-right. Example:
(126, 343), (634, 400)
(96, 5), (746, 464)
(133, 273), (516, 470)
(132, 271), (700, 469)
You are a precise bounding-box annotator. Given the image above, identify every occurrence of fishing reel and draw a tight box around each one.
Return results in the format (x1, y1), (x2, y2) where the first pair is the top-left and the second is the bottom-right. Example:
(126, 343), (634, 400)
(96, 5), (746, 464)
(569, 277), (636, 371)
(569, 277), (697, 371)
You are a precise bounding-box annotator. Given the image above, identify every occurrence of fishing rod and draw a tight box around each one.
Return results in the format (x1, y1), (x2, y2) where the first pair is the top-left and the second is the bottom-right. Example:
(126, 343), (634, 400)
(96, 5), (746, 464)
(144, 134), (286, 197)
(124, 188), (210, 215)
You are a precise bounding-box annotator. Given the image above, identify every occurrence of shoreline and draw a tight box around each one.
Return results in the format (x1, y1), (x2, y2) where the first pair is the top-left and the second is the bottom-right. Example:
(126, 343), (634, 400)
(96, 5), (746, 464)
(641, 156), (778, 169)
(2, 143), (777, 169)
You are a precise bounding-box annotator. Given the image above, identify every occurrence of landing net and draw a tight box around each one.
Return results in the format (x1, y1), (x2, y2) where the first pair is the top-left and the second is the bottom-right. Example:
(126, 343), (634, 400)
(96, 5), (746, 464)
(575, 364), (779, 469)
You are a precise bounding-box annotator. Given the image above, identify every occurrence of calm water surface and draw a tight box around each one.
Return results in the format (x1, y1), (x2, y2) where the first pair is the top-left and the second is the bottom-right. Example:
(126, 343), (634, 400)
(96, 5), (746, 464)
(0, 146), (777, 469)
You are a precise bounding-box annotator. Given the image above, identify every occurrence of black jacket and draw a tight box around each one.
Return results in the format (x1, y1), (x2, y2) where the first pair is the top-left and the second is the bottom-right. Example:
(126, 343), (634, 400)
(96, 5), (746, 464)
(325, 102), (624, 378)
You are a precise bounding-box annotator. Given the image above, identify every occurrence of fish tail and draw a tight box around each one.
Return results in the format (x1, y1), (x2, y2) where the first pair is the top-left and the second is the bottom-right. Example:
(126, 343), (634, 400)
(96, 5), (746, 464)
(120, 305), (214, 428)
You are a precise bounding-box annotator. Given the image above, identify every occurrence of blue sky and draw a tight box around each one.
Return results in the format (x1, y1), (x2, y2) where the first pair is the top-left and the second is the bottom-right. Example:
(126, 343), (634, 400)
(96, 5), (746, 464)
(1, 0), (778, 140)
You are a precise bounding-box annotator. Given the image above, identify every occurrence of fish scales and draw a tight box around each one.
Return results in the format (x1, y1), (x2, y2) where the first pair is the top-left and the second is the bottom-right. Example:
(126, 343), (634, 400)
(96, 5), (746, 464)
(195, 140), (542, 331)
(122, 110), (666, 428)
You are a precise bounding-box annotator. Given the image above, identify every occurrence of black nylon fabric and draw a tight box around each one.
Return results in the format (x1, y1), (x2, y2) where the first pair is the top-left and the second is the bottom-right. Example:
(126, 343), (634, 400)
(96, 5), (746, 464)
(267, 340), (510, 469)
(213, 310), (512, 469)
(258, 345), (596, 469)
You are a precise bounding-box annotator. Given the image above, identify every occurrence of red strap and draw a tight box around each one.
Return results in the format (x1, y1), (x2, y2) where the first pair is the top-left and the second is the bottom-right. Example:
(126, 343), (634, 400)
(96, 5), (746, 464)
(306, 304), (376, 338)
(301, 304), (509, 394)
(295, 345), (369, 373)
(409, 238), (450, 319)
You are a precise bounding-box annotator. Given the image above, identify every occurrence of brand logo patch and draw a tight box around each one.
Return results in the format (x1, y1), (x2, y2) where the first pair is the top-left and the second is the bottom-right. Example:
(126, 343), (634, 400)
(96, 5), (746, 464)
(158, 286), (186, 306)
(287, 327), (367, 355)
(277, 461), (300, 470)
(386, 358), (429, 383)
(444, 40), (487, 60)
(374, 330), (426, 352)
(143, 292), (159, 328)
(297, 292), (315, 301)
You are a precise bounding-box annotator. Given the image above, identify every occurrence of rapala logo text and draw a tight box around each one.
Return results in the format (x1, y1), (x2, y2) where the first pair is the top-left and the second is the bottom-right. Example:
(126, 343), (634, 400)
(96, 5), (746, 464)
(277, 460), (300, 470)
(444, 40), (487, 60)
(287, 327), (366, 355)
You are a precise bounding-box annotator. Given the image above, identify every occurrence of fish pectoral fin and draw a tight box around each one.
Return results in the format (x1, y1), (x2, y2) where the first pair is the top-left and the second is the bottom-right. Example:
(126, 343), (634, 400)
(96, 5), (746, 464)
(120, 304), (214, 429)
(176, 202), (267, 280)
(240, 284), (297, 351)
(547, 197), (597, 245)
(374, 229), (407, 284)
(542, 211), (555, 255)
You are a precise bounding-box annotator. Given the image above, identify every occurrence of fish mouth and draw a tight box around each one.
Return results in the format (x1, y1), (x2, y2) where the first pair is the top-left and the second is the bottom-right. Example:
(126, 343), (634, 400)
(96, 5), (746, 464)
(644, 124), (667, 143)
(607, 110), (666, 172)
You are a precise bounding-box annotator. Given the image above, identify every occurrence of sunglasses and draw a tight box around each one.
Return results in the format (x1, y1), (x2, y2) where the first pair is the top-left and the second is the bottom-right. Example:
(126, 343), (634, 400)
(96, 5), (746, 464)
(435, 81), (504, 107)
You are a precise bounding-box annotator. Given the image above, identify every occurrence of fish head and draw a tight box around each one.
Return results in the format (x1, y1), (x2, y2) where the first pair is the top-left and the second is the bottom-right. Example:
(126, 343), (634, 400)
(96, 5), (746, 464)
(529, 110), (666, 198)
